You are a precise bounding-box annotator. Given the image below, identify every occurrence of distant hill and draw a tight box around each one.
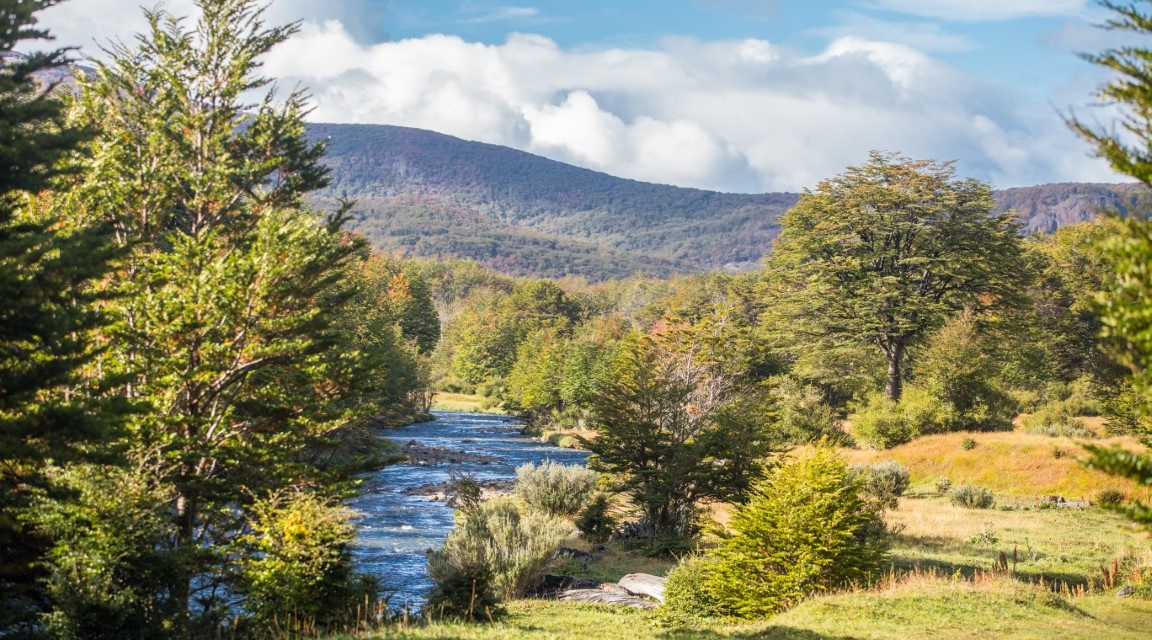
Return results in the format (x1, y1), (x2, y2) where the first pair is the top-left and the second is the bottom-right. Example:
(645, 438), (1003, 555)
(307, 123), (1146, 280)
(306, 123), (796, 279)
(992, 182), (1146, 234)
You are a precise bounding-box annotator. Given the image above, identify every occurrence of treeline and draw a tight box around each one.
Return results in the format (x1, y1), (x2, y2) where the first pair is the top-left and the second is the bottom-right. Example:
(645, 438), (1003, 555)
(430, 209), (1143, 453)
(0, 1), (437, 637)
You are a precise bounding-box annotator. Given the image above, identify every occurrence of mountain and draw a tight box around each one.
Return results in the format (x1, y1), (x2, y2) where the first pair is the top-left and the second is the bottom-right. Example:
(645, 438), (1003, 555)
(306, 123), (796, 279)
(992, 182), (1146, 234)
(308, 123), (1146, 280)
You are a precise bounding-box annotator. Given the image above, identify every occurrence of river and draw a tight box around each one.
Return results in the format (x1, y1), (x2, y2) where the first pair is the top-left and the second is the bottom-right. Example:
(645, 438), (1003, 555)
(348, 411), (589, 610)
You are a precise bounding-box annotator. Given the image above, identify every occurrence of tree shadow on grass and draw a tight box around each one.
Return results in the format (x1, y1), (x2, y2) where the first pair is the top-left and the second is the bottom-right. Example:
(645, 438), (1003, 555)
(892, 534), (1093, 591)
(659, 626), (861, 639)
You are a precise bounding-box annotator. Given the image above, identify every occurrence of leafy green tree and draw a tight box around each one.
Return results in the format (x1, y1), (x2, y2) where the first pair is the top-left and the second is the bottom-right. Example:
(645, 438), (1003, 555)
(1068, 0), (1152, 530)
(580, 329), (779, 541)
(664, 447), (888, 620)
(762, 151), (1026, 401)
(0, 0), (120, 629)
(64, 0), (377, 624)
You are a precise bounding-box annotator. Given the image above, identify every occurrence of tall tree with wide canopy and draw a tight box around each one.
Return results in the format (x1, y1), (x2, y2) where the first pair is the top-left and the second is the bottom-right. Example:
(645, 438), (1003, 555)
(761, 151), (1026, 401)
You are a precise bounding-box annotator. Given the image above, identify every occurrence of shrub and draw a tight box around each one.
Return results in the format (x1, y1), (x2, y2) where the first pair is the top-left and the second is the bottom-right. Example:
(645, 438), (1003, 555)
(961, 437), (978, 451)
(236, 489), (376, 632)
(575, 494), (616, 544)
(850, 387), (957, 449)
(1096, 488), (1127, 506)
(850, 393), (914, 449)
(514, 461), (599, 517)
(1022, 403), (1095, 438)
(449, 469), (483, 513)
(968, 527), (999, 545)
(33, 464), (183, 640)
(850, 460), (911, 510)
(663, 447), (889, 620)
(949, 484), (995, 509)
(662, 554), (724, 622)
(935, 477), (953, 496)
(767, 375), (847, 445)
(427, 497), (569, 612)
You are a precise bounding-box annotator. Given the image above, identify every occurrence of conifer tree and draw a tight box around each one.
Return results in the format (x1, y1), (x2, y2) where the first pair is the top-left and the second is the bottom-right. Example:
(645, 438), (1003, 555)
(1069, 0), (1152, 530)
(0, 0), (117, 628)
(61, 0), (380, 625)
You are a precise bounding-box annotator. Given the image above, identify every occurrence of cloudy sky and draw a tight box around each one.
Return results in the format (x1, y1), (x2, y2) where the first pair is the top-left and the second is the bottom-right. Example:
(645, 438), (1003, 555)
(38, 0), (1133, 193)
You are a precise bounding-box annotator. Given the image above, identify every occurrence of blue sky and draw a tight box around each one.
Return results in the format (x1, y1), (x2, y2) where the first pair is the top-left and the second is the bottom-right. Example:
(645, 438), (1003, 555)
(40, 0), (1131, 192)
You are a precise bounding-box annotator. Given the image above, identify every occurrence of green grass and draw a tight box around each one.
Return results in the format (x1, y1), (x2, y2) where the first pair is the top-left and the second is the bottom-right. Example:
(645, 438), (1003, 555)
(887, 496), (1150, 588)
(331, 578), (1152, 639)
(430, 392), (505, 413)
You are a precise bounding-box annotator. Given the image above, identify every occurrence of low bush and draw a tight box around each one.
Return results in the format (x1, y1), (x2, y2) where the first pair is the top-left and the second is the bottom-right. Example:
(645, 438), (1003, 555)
(850, 394), (915, 449)
(850, 460), (911, 510)
(935, 477), (953, 496)
(236, 489), (376, 632)
(427, 497), (569, 616)
(949, 484), (995, 509)
(767, 375), (848, 445)
(514, 461), (599, 517)
(1096, 488), (1127, 507)
(662, 447), (889, 620)
(1022, 403), (1095, 438)
(575, 494), (616, 544)
(961, 437), (977, 451)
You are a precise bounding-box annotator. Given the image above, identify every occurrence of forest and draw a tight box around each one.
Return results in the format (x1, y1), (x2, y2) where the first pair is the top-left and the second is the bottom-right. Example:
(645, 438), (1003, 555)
(1, 0), (1151, 639)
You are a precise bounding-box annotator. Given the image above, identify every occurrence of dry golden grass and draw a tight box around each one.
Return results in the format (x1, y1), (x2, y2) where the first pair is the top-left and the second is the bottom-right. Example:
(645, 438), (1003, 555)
(841, 430), (1149, 499)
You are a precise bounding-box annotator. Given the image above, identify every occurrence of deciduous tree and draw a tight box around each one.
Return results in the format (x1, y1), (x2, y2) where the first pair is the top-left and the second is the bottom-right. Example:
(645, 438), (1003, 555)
(761, 151), (1026, 401)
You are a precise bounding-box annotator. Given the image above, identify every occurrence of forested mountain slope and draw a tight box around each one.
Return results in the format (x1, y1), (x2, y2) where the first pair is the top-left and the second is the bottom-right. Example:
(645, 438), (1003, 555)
(308, 123), (1146, 280)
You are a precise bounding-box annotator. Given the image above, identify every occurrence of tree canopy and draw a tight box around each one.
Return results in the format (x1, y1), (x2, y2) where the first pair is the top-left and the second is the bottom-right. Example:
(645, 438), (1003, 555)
(762, 151), (1026, 401)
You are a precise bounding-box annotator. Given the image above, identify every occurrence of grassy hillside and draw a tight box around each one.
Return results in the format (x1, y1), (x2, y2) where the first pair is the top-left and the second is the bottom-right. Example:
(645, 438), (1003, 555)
(841, 429), (1149, 500)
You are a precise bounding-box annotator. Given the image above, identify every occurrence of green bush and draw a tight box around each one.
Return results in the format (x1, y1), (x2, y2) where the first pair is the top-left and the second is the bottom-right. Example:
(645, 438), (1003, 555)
(514, 461), (599, 517)
(575, 494), (616, 544)
(767, 375), (847, 445)
(236, 489), (376, 633)
(961, 437), (978, 450)
(662, 554), (724, 622)
(33, 464), (183, 640)
(850, 393), (915, 449)
(850, 460), (911, 510)
(662, 447), (889, 620)
(1022, 403), (1095, 438)
(427, 497), (569, 613)
(1096, 488), (1127, 506)
(949, 484), (995, 509)
(850, 387), (958, 449)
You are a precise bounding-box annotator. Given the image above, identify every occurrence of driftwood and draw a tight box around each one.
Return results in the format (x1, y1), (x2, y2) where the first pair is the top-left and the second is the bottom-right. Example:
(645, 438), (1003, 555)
(558, 589), (658, 609)
(618, 573), (668, 603)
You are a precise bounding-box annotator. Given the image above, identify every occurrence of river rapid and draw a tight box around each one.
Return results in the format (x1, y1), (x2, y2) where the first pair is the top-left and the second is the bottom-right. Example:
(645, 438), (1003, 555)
(348, 411), (589, 610)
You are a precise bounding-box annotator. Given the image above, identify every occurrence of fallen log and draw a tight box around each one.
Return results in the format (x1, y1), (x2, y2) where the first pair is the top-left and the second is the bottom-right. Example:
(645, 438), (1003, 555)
(558, 588), (658, 609)
(618, 573), (668, 603)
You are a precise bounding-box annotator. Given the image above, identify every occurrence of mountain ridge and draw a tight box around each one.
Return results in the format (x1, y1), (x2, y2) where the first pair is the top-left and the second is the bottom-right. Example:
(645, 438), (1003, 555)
(315, 123), (1148, 280)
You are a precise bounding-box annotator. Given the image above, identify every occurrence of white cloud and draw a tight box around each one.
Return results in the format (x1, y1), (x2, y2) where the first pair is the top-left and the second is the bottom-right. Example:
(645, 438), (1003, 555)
(36, 0), (1121, 192)
(461, 6), (540, 24)
(859, 0), (1088, 22)
(812, 13), (975, 52)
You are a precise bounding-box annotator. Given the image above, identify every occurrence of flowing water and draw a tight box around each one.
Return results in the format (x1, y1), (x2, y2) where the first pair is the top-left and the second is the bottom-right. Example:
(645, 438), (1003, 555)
(349, 411), (589, 610)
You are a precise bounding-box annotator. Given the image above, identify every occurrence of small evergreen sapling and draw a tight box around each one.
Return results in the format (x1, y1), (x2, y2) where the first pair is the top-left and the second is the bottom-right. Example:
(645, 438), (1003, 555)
(664, 447), (889, 619)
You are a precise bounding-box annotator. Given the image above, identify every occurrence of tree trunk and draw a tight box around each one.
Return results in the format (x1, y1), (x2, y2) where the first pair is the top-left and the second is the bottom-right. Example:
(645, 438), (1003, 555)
(885, 341), (905, 402)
